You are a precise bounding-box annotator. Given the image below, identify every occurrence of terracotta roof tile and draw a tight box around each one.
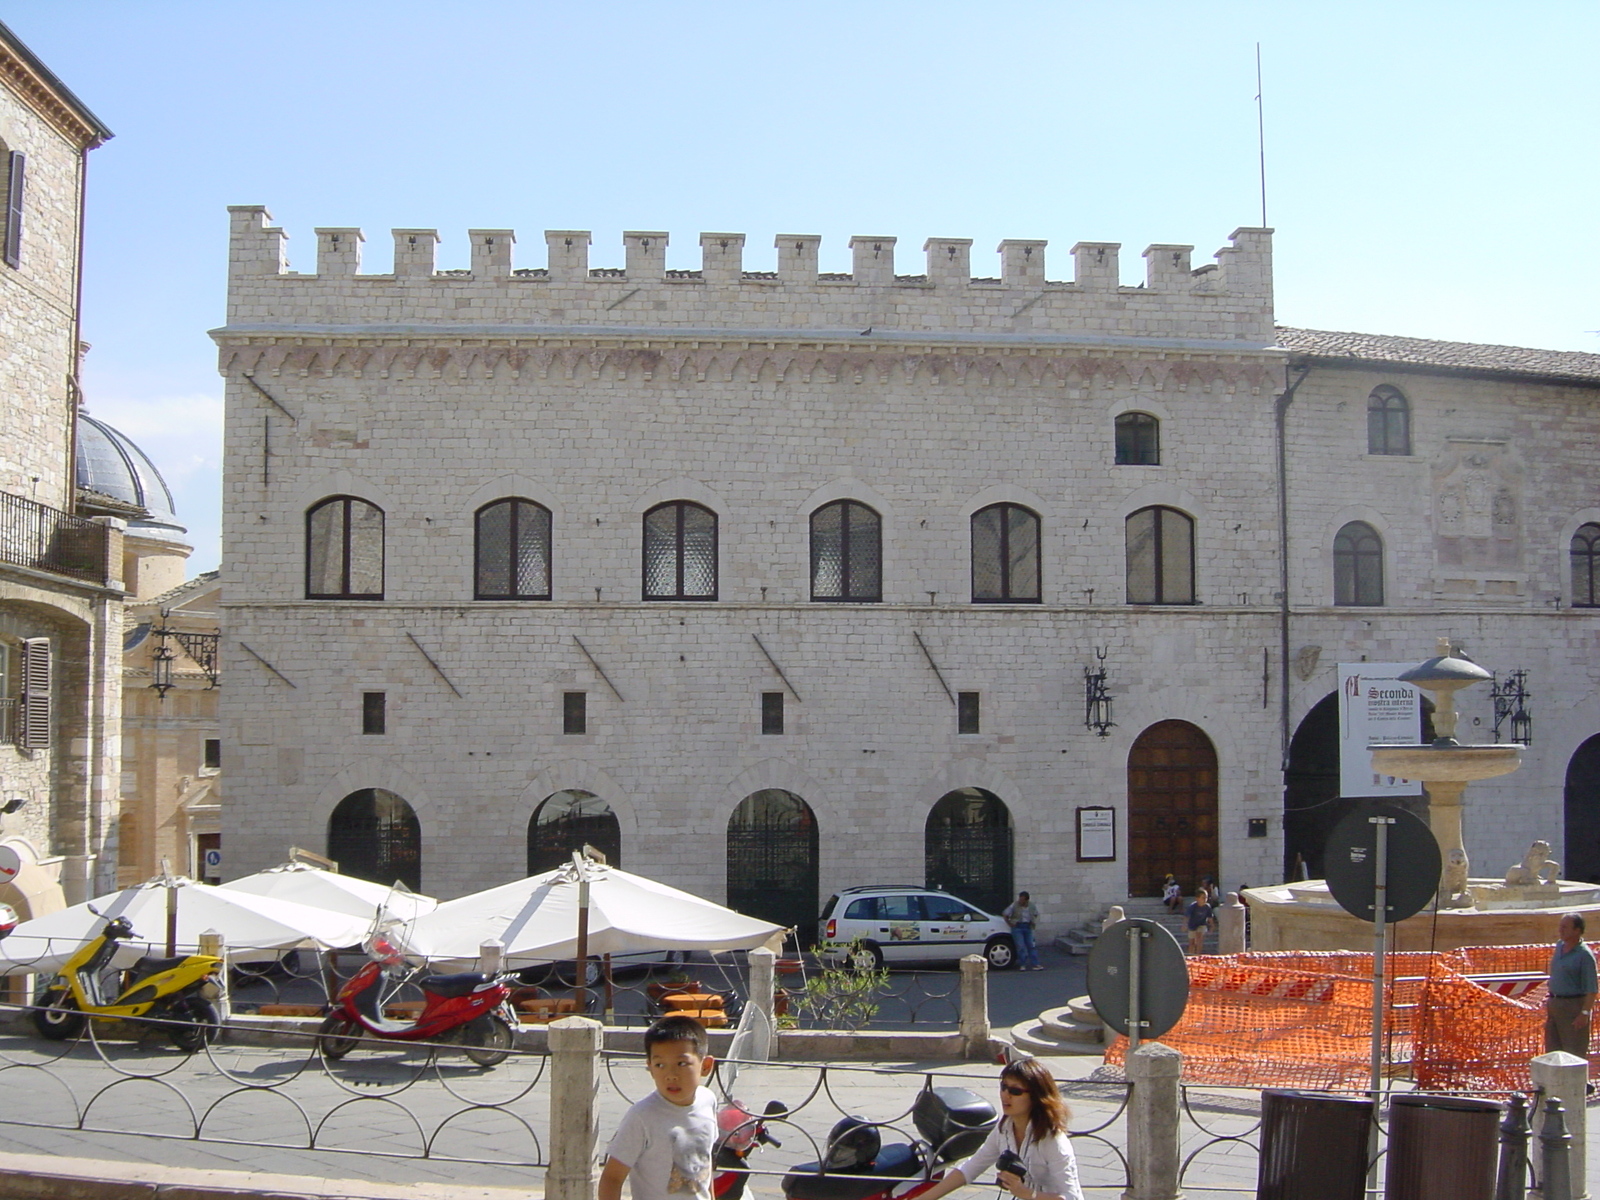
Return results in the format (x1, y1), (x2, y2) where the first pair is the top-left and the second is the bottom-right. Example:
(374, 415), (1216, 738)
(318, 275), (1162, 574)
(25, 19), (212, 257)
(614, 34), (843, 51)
(1278, 326), (1600, 387)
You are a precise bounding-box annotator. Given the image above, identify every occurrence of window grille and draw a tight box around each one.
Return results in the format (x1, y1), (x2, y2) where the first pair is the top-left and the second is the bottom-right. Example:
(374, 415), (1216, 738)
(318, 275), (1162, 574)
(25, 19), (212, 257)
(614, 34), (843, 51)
(810, 500), (882, 601)
(1126, 506), (1195, 604)
(306, 496), (384, 599)
(327, 788), (421, 892)
(971, 503), (1041, 602)
(1367, 385), (1411, 455)
(1114, 412), (1160, 465)
(529, 790), (620, 874)
(1572, 523), (1600, 607)
(643, 501), (717, 600)
(1333, 521), (1384, 605)
(475, 498), (551, 599)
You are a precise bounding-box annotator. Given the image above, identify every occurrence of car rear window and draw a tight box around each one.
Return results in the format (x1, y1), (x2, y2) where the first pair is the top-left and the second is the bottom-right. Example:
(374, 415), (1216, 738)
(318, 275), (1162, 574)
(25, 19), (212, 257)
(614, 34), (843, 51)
(844, 898), (878, 920)
(820, 894), (840, 920)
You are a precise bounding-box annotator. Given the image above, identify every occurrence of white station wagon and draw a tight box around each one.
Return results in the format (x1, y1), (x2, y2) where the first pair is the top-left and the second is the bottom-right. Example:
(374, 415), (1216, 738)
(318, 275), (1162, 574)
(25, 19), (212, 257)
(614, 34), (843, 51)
(818, 886), (1017, 970)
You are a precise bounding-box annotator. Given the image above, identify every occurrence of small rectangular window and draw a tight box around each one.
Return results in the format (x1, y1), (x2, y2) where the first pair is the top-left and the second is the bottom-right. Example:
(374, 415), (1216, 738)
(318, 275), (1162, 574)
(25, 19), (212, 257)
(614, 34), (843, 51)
(4, 151), (25, 270)
(957, 691), (981, 735)
(761, 691), (784, 735)
(362, 691), (386, 735)
(203, 738), (221, 770)
(563, 691), (587, 735)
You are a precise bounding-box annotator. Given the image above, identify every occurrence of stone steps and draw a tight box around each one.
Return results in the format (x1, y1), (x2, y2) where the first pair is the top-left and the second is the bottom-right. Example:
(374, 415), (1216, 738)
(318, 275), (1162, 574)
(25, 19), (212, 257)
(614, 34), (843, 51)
(1007, 997), (1106, 1057)
(1008, 1018), (1104, 1056)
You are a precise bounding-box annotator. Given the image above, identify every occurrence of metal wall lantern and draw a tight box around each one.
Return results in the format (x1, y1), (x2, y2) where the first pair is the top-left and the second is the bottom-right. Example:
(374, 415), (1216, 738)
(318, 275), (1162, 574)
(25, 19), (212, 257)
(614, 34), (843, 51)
(147, 614), (222, 700)
(1490, 669), (1533, 746)
(149, 628), (177, 701)
(1084, 647), (1115, 738)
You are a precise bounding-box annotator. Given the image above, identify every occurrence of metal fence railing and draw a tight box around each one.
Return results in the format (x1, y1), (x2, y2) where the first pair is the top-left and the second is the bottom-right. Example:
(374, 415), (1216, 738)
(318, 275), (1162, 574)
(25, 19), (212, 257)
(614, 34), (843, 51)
(0, 491), (111, 586)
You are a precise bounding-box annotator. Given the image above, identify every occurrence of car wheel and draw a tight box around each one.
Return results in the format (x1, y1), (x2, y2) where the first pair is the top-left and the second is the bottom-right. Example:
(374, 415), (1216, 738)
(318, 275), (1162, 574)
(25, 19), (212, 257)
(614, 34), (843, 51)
(847, 942), (884, 971)
(559, 958), (602, 987)
(985, 937), (1017, 971)
(33, 990), (85, 1041)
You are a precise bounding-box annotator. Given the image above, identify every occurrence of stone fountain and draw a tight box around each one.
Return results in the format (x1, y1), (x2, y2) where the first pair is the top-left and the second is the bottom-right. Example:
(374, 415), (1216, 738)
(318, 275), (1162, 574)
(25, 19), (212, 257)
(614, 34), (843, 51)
(1247, 638), (1600, 952)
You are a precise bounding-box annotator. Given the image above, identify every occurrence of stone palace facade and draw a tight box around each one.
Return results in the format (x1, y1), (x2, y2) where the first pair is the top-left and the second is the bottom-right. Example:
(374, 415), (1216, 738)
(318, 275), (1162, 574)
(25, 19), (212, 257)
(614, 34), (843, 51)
(214, 208), (1600, 941)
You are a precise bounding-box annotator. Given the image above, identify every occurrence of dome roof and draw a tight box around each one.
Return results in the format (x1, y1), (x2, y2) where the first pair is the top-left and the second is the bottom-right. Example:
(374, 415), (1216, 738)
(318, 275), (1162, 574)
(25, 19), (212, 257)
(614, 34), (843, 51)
(75, 412), (187, 541)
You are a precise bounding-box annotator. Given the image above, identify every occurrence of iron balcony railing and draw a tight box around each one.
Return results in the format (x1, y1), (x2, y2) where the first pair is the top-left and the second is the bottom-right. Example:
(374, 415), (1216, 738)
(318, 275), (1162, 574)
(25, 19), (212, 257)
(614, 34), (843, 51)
(0, 491), (111, 586)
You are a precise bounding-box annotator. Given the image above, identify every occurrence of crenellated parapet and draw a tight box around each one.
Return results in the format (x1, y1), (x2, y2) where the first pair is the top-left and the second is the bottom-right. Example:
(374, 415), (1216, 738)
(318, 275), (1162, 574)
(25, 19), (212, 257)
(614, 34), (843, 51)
(220, 207), (1275, 347)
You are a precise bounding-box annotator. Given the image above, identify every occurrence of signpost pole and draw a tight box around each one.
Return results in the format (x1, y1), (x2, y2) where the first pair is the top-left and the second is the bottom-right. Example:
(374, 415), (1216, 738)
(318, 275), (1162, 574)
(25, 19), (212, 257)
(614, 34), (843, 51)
(1368, 815), (1393, 1196)
(1128, 924), (1143, 1053)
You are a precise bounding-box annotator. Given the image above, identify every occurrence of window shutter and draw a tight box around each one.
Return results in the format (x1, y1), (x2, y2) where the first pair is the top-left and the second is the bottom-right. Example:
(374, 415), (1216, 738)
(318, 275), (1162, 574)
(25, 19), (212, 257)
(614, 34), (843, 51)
(20, 636), (50, 749)
(4, 152), (24, 269)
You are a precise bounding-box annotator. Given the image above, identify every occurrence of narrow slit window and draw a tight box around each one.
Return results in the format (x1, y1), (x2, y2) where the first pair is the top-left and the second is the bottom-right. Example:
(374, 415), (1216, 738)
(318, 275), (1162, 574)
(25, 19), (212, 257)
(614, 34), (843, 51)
(957, 692), (981, 735)
(761, 691), (784, 735)
(362, 691), (386, 735)
(563, 691), (587, 735)
(203, 738), (221, 770)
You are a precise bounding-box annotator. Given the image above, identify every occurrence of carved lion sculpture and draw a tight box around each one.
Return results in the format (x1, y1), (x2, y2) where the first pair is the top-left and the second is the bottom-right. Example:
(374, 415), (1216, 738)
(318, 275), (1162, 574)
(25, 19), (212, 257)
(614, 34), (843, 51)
(1505, 840), (1560, 886)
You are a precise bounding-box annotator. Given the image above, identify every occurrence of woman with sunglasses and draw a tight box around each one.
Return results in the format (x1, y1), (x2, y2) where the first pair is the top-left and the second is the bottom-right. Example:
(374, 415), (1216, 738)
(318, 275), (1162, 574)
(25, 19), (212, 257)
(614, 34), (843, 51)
(919, 1057), (1084, 1200)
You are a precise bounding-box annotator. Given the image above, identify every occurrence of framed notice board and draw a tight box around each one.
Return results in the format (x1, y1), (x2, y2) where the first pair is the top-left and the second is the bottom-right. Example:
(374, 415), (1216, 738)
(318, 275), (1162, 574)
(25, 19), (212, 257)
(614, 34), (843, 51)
(1076, 806), (1116, 862)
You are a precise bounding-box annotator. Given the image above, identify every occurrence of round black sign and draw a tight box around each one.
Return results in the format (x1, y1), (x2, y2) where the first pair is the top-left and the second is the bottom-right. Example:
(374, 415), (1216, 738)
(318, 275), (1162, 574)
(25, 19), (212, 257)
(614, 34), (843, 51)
(1324, 801), (1441, 924)
(1086, 918), (1190, 1040)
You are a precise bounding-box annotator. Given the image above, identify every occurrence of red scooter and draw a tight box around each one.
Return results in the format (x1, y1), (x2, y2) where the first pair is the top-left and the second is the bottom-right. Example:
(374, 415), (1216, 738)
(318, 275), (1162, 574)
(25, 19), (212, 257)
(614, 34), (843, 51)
(715, 1099), (788, 1198)
(317, 933), (518, 1067)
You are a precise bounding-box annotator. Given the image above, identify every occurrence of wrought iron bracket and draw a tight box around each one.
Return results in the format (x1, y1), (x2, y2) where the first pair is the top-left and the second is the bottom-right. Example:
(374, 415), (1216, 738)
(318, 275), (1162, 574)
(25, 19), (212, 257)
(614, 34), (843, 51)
(1085, 646), (1116, 737)
(1490, 668), (1532, 745)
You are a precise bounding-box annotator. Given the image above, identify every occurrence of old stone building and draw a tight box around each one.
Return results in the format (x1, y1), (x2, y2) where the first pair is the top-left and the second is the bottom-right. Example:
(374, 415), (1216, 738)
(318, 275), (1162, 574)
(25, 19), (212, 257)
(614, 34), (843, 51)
(0, 21), (116, 914)
(214, 208), (1600, 940)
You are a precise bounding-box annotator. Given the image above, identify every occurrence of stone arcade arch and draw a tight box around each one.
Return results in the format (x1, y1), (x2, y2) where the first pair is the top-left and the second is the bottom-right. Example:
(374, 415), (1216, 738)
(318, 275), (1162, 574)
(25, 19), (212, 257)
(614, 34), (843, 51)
(924, 788), (1013, 916)
(327, 788), (421, 892)
(1127, 721), (1217, 898)
(726, 790), (818, 942)
(528, 790), (621, 875)
(1563, 735), (1600, 884)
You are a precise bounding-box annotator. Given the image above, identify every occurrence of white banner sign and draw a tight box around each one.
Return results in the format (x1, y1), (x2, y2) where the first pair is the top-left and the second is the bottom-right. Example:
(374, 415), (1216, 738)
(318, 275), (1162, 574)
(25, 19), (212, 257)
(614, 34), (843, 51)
(1338, 663), (1423, 798)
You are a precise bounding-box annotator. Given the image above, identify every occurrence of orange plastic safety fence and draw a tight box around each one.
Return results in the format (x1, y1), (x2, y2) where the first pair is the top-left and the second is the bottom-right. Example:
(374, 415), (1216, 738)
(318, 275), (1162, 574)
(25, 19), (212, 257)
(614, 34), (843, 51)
(1102, 943), (1590, 1094)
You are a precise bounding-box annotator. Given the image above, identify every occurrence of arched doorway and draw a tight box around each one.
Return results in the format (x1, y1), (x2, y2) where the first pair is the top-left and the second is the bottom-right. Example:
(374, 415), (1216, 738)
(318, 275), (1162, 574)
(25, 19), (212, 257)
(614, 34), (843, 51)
(1127, 721), (1217, 897)
(1564, 735), (1600, 883)
(925, 788), (1013, 915)
(726, 790), (819, 942)
(327, 788), (421, 892)
(1283, 693), (1433, 881)
(528, 790), (621, 875)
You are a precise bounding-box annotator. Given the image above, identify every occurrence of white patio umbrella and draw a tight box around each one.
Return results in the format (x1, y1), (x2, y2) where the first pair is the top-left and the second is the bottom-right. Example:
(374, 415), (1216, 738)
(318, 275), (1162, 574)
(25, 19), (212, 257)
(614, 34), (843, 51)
(221, 862), (437, 924)
(394, 856), (783, 970)
(0, 876), (372, 975)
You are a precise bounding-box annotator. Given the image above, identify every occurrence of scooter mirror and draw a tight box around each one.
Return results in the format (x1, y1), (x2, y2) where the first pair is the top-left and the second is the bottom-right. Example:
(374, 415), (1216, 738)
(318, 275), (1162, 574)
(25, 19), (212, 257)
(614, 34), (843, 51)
(764, 1100), (788, 1116)
(87, 904), (101, 916)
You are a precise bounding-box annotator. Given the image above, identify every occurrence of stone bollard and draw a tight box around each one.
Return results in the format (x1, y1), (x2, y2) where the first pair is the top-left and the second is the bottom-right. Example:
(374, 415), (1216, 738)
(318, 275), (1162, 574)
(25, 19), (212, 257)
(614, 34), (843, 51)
(197, 930), (229, 1021)
(478, 938), (504, 976)
(1531, 1051), (1588, 1199)
(1216, 894), (1246, 954)
(958, 955), (989, 1058)
(547, 1016), (603, 1200)
(1122, 1041), (1183, 1200)
(747, 946), (776, 1025)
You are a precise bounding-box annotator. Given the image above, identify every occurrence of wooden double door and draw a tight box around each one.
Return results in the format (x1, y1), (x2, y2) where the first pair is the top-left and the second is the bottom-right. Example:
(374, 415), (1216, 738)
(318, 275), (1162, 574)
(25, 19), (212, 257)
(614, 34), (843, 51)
(1127, 720), (1218, 898)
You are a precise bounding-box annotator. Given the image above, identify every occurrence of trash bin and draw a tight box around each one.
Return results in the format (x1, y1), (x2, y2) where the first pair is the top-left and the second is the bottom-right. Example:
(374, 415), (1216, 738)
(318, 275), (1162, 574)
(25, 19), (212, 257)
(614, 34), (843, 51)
(1384, 1093), (1501, 1200)
(1257, 1089), (1373, 1200)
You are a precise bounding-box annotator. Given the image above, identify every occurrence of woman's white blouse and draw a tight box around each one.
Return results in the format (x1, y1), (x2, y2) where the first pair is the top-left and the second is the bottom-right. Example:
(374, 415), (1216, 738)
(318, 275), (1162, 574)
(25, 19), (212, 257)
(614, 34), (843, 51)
(953, 1118), (1084, 1200)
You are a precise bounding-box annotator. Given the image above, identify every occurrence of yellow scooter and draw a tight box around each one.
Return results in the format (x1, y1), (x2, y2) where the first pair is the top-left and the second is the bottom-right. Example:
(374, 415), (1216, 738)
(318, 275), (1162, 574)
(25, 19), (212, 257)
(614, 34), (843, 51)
(33, 908), (224, 1050)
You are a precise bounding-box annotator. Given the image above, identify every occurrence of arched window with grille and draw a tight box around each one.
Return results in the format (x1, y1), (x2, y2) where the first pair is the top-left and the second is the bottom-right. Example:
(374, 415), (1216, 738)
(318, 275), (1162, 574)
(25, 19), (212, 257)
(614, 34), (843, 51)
(811, 500), (882, 602)
(327, 788), (421, 892)
(1367, 385), (1411, 456)
(1125, 506), (1195, 604)
(1333, 521), (1384, 605)
(475, 498), (551, 599)
(971, 503), (1040, 603)
(1114, 412), (1160, 465)
(643, 501), (717, 600)
(528, 790), (620, 875)
(1572, 523), (1600, 607)
(306, 496), (384, 599)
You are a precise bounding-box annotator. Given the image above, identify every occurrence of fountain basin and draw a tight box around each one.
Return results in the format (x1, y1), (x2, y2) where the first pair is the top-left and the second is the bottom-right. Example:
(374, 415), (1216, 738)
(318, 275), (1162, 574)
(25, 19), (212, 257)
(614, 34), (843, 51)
(1245, 878), (1600, 952)
(1369, 743), (1521, 782)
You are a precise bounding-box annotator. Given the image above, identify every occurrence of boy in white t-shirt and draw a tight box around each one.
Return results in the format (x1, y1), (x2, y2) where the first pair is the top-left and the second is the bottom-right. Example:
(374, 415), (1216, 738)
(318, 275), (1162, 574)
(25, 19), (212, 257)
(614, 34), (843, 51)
(599, 1015), (717, 1200)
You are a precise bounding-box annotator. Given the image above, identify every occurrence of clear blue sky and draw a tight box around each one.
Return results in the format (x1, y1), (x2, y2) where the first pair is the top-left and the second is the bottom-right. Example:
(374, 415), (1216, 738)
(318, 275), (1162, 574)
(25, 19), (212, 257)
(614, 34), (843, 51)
(7, 1), (1596, 574)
